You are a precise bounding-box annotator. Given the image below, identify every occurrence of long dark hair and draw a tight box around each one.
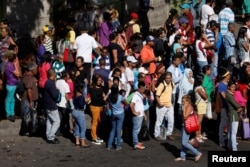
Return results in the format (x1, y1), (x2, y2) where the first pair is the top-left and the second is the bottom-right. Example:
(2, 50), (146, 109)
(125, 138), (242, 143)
(109, 84), (119, 103)
(194, 73), (204, 88)
(92, 74), (102, 87)
(236, 27), (247, 49)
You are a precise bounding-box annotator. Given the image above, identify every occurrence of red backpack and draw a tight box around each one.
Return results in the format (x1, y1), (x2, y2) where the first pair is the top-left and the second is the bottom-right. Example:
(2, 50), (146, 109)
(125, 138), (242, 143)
(124, 23), (135, 41)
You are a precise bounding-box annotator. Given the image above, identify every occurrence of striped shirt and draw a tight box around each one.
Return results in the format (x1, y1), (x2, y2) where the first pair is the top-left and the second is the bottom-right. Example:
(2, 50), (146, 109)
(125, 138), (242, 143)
(219, 7), (235, 35)
(205, 29), (215, 45)
(44, 35), (54, 54)
(94, 55), (111, 71)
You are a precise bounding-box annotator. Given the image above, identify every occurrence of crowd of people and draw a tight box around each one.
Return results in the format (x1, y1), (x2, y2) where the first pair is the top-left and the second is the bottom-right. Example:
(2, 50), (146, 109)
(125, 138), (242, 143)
(0, 0), (250, 163)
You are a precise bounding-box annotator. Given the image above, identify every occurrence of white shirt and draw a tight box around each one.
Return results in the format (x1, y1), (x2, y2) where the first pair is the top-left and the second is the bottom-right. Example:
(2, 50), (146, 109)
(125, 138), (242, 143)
(195, 40), (207, 62)
(125, 67), (134, 97)
(73, 33), (98, 63)
(201, 4), (214, 29)
(56, 79), (70, 108)
(244, 25), (250, 40)
(131, 92), (144, 117)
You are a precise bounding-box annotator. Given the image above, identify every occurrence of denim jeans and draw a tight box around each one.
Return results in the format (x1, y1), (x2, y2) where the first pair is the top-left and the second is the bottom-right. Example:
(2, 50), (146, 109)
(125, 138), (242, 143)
(107, 113), (125, 148)
(180, 127), (200, 159)
(46, 109), (60, 141)
(5, 85), (17, 117)
(228, 120), (239, 151)
(72, 109), (86, 139)
(197, 61), (208, 72)
(154, 106), (174, 137)
(21, 100), (29, 117)
(219, 108), (228, 146)
(132, 116), (143, 145)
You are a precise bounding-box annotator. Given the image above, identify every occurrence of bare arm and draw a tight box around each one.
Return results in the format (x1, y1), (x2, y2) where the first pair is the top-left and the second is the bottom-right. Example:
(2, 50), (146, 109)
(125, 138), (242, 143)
(112, 49), (118, 64)
(183, 105), (193, 120)
(197, 87), (208, 100)
(130, 102), (140, 116)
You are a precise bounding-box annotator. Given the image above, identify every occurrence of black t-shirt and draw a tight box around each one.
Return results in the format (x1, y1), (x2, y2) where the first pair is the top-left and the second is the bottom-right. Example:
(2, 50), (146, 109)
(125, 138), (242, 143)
(89, 86), (104, 107)
(109, 42), (124, 69)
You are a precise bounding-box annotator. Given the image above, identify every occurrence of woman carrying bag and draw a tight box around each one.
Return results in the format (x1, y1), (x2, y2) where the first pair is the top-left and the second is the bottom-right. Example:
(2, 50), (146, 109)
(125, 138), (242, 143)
(175, 95), (202, 162)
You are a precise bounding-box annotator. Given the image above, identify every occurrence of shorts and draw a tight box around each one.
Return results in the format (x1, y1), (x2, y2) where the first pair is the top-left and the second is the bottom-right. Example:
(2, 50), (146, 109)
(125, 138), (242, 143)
(196, 102), (207, 115)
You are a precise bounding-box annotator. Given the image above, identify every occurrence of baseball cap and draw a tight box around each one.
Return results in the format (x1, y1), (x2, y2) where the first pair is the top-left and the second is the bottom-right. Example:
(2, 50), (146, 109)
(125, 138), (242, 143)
(127, 56), (138, 63)
(178, 16), (189, 24)
(27, 63), (38, 71)
(146, 35), (155, 43)
(138, 67), (149, 74)
(180, 3), (190, 9)
(42, 25), (54, 32)
(130, 12), (138, 19)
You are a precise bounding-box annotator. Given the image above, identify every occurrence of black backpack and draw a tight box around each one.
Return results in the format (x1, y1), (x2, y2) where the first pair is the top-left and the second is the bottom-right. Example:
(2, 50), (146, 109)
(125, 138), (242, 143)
(15, 79), (25, 100)
(139, 125), (150, 141)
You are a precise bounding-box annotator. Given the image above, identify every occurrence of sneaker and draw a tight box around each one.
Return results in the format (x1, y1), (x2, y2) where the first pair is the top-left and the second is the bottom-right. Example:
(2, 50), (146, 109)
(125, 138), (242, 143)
(167, 135), (175, 141)
(116, 146), (122, 151)
(174, 157), (186, 162)
(195, 153), (202, 162)
(96, 138), (104, 143)
(92, 140), (101, 145)
(107, 147), (112, 151)
(155, 136), (162, 141)
(134, 143), (145, 150)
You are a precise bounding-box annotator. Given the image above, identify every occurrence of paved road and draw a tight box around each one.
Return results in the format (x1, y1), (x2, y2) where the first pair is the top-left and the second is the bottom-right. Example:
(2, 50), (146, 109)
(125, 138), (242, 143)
(0, 116), (250, 167)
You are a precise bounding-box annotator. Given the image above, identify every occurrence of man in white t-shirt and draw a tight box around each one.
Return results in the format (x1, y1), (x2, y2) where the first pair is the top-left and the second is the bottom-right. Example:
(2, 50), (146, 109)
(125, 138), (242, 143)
(200, 0), (215, 30)
(56, 71), (70, 135)
(73, 25), (99, 81)
(125, 56), (137, 97)
(130, 81), (146, 150)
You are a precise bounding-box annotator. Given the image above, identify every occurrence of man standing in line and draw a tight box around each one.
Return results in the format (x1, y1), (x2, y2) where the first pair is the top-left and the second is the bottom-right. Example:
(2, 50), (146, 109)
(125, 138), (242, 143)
(73, 25), (100, 82)
(218, 0), (235, 35)
(43, 69), (61, 144)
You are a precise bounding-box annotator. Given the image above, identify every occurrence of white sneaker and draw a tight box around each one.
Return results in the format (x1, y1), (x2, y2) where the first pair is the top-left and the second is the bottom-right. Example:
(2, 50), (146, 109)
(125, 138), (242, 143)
(92, 140), (101, 145)
(96, 138), (104, 143)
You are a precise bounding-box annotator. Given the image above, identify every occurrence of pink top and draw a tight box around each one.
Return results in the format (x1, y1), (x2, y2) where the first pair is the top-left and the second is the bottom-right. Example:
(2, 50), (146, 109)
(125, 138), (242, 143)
(38, 62), (51, 88)
(234, 90), (247, 107)
(66, 80), (74, 100)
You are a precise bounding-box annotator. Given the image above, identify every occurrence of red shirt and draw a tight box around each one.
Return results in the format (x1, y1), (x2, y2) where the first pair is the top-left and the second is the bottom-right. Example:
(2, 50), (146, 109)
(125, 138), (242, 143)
(184, 12), (194, 38)
(38, 62), (51, 88)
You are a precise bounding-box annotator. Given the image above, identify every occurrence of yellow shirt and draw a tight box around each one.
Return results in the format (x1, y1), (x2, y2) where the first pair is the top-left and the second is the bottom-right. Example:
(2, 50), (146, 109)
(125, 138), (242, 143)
(128, 21), (140, 33)
(156, 82), (174, 107)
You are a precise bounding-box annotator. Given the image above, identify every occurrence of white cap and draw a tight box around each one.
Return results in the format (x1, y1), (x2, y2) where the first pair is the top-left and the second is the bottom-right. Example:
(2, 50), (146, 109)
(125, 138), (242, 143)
(127, 56), (138, 63)
(138, 67), (149, 74)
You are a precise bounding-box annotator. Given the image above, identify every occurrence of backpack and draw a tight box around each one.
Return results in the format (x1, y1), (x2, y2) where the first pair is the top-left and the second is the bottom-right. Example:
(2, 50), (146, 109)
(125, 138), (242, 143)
(139, 124), (150, 141)
(124, 23), (135, 41)
(15, 79), (25, 101)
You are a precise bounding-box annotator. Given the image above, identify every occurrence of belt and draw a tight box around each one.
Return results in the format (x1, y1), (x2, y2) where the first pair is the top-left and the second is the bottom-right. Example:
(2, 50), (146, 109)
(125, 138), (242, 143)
(75, 108), (85, 111)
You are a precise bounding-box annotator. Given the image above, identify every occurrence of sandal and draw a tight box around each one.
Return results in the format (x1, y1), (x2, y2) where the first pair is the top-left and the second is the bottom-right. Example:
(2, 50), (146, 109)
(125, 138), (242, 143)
(196, 137), (204, 143)
(75, 143), (80, 147)
(81, 145), (90, 148)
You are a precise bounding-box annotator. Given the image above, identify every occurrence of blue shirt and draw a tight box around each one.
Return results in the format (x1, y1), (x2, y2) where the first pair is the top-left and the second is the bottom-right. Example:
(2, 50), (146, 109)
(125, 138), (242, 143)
(219, 8), (235, 35)
(218, 82), (227, 108)
(43, 79), (60, 110)
(109, 95), (124, 115)
(223, 31), (235, 59)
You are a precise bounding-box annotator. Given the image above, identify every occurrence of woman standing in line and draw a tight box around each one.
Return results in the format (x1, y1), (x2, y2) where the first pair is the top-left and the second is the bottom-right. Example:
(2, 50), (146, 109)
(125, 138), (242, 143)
(89, 74), (106, 145)
(175, 95), (202, 162)
(226, 81), (243, 151)
(107, 84), (125, 150)
(4, 51), (21, 122)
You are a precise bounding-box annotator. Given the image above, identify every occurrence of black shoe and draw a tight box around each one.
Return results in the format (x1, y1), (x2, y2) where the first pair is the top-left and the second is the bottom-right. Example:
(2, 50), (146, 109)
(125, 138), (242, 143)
(47, 138), (60, 144)
(10, 116), (15, 122)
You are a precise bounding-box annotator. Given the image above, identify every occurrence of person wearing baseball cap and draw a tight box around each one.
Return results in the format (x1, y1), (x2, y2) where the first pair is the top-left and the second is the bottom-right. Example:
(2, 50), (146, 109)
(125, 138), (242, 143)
(42, 25), (54, 54)
(180, 3), (194, 39)
(140, 35), (159, 75)
(125, 56), (138, 96)
(125, 12), (140, 40)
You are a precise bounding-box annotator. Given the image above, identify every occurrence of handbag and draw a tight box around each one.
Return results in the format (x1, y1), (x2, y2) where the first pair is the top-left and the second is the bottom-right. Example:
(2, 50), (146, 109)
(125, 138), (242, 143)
(241, 115), (250, 139)
(185, 112), (200, 133)
(63, 40), (74, 63)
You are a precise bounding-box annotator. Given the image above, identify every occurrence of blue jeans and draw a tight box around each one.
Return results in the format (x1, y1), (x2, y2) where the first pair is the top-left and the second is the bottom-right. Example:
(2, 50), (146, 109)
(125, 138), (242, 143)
(132, 116), (143, 145)
(107, 113), (125, 148)
(21, 100), (29, 117)
(5, 85), (17, 117)
(72, 109), (86, 139)
(46, 109), (60, 140)
(197, 61), (208, 72)
(228, 120), (239, 151)
(180, 127), (200, 159)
